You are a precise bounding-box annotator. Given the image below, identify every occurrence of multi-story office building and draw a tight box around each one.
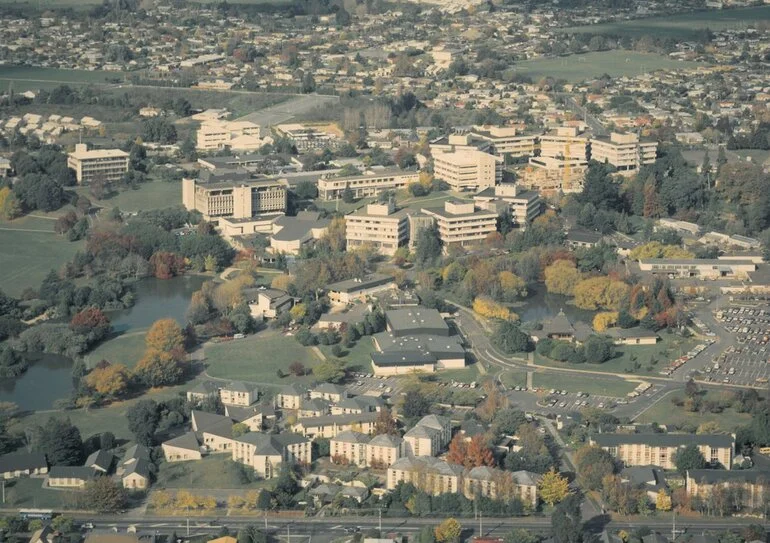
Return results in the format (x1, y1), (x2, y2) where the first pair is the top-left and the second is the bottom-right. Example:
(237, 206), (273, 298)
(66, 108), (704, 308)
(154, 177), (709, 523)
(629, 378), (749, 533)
(590, 132), (658, 176)
(317, 169), (419, 200)
(345, 202), (409, 256)
(432, 148), (502, 192)
(182, 170), (288, 223)
(67, 143), (129, 184)
(274, 123), (341, 152)
(591, 433), (734, 470)
(473, 184), (543, 227)
(470, 126), (538, 158)
(196, 120), (263, 151)
(539, 126), (590, 161)
(421, 201), (497, 248)
(519, 156), (587, 195)
(637, 258), (757, 279)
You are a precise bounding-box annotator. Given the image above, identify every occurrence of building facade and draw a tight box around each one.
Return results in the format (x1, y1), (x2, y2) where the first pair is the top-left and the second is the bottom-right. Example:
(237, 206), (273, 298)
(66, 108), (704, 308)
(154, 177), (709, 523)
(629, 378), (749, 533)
(421, 201), (497, 248)
(432, 149), (501, 192)
(317, 170), (419, 200)
(590, 132), (657, 176)
(67, 143), (129, 184)
(345, 202), (410, 256)
(182, 175), (288, 222)
(591, 434), (734, 470)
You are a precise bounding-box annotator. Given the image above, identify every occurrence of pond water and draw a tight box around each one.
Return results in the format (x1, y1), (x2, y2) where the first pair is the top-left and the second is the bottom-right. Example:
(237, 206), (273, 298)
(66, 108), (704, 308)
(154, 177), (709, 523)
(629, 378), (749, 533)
(514, 283), (596, 325)
(0, 275), (208, 410)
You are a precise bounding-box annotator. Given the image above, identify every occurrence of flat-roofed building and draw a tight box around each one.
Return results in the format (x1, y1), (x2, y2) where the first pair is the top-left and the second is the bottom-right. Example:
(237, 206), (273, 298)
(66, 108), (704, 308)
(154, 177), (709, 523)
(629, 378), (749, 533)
(326, 274), (396, 305)
(590, 132), (657, 176)
(67, 143), (129, 184)
(317, 169), (419, 200)
(269, 211), (331, 255)
(345, 202), (410, 256)
(421, 201), (497, 248)
(520, 156), (587, 195)
(196, 120), (264, 151)
(433, 149), (501, 192)
(539, 127), (589, 162)
(274, 123), (341, 152)
(473, 184), (543, 227)
(590, 433), (734, 470)
(371, 332), (465, 375)
(638, 258), (757, 279)
(182, 171), (288, 223)
(470, 126), (538, 158)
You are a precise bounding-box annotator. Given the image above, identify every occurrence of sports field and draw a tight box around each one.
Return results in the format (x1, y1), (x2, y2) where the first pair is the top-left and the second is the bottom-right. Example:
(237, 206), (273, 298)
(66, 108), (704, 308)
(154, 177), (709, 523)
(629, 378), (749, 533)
(512, 51), (702, 83)
(0, 215), (85, 297)
(562, 6), (770, 38)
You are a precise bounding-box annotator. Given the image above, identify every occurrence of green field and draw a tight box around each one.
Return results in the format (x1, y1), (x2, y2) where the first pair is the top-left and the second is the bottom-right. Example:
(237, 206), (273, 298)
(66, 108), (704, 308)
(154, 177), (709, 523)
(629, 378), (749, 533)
(155, 454), (269, 490)
(2, 477), (82, 509)
(87, 330), (148, 369)
(536, 333), (698, 377)
(511, 51), (702, 83)
(432, 365), (481, 384)
(637, 389), (753, 430)
(562, 6), (770, 38)
(318, 337), (374, 372)
(0, 215), (85, 297)
(0, 66), (119, 92)
(532, 372), (636, 397)
(500, 370), (528, 389)
(205, 332), (322, 384)
(75, 181), (182, 213)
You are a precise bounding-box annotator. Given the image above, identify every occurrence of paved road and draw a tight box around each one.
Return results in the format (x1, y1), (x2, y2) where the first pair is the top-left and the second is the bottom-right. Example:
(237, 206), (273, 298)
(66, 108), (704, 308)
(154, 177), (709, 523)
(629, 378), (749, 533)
(557, 94), (607, 137)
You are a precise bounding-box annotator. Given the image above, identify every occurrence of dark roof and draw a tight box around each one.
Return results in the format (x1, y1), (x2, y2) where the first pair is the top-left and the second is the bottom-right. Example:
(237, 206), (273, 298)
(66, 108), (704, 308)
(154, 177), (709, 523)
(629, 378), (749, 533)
(164, 431), (201, 451)
(385, 307), (449, 337)
(372, 350), (436, 367)
(123, 458), (151, 480)
(542, 310), (575, 337)
(85, 450), (115, 472)
(296, 412), (379, 427)
(567, 229), (603, 244)
(122, 444), (150, 465)
(326, 274), (394, 294)
(191, 410), (232, 432)
(279, 383), (307, 396)
(188, 381), (219, 396)
(271, 214), (330, 242)
(374, 331), (464, 361)
(606, 327), (660, 339)
(688, 469), (770, 485)
(592, 433), (734, 448)
(226, 404), (276, 421)
(235, 432), (309, 455)
(0, 452), (47, 474)
(48, 466), (98, 480)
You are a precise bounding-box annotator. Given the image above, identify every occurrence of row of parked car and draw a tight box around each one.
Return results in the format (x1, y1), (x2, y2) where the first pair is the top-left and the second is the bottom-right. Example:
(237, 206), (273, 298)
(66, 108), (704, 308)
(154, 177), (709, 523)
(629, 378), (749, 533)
(658, 341), (712, 376)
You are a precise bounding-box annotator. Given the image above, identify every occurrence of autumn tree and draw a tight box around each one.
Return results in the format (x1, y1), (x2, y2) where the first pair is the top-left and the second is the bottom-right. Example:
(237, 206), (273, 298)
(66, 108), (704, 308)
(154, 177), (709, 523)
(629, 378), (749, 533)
(288, 361), (305, 376)
(149, 251), (186, 279)
(656, 489), (672, 511)
(593, 312), (618, 332)
(473, 296), (517, 321)
(446, 433), (467, 465)
(435, 518), (462, 543)
(466, 435), (495, 468)
(84, 477), (128, 513)
(373, 408), (398, 435)
(544, 260), (581, 296)
(629, 242), (694, 260)
(312, 359), (346, 383)
(574, 445), (616, 491)
(84, 363), (130, 399)
(0, 187), (20, 220)
(70, 307), (112, 346)
(573, 277), (629, 311)
(135, 319), (186, 388)
(539, 468), (570, 506)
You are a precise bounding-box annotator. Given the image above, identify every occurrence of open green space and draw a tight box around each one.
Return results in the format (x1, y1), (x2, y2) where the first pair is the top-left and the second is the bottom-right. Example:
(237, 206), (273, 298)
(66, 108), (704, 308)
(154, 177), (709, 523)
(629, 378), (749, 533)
(0, 66), (120, 92)
(500, 370), (528, 389)
(512, 51), (703, 83)
(87, 330), (148, 369)
(2, 477), (81, 509)
(636, 389), (753, 430)
(532, 372), (636, 397)
(12, 383), (190, 441)
(154, 454), (270, 490)
(75, 181), (182, 213)
(318, 337), (374, 371)
(562, 6), (770, 38)
(205, 332), (322, 384)
(536, 333), (698, 377)
(0, 217), (85, 297)
(432, 365), (481, 384)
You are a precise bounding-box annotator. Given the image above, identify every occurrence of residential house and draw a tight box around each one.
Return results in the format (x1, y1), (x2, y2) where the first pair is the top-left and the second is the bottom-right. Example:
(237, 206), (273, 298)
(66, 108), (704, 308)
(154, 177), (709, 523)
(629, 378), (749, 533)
(0, 452), (48, 479)
(117, 444), (151, 489)
(47, 466), (98, 489)
(162, 432), (203, 462)
(84, 450), (115, 474)
(220, 381), (259, 407)
(246, 288), (294, 321)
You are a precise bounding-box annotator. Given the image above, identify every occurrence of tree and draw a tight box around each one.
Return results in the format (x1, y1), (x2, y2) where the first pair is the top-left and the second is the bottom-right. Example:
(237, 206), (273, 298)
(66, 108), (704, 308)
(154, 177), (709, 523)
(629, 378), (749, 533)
(434, 518), (462, 543)
(656, 489), (672, 511)
(505, 530), (540, 543)
(232, 423), (249, 437)
(374, 408), (398, 435)
(419, 526), (436, 543)
(446, 433), (467, 465)
(491, 321), (531, 354)
(84, 477), (128, 513)
(288, 361), (305, 377)
(84, 364), (130, 399)
(544, 260), (581, 296)
(583, 336), (614, 364)
(341, 183), (354, 203)
(135, 319), (186, 387)
(402, 389), (431, 420)
(551, 494), (583, 543)
(127, 399), (160, 446)
(34, 417), (84, 466)
(539, 468), (570, 506)
(674, 444), (707, 475)
(70, 307), (111, 345)
(574, 445), (616, 491)
(466, 435), (495, 468)
(0, 187), (20, 220)
(312, 359), (346, 383)
(473, 296), (516, 321)
(593, 312), (618, 332)
(414, 223), (442, 268)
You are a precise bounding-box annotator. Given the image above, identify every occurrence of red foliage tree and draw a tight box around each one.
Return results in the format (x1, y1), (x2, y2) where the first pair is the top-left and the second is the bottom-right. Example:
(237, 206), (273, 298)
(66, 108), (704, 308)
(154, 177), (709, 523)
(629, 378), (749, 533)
(149, 251), (186, 279)
(465, 435), (496, 468)
(446, 433), (467, 466)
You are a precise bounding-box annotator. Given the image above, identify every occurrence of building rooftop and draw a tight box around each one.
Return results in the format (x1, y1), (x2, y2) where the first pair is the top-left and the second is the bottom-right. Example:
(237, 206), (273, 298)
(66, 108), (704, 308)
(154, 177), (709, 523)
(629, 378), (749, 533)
(385, 307), (449, 337)
(271, 213), (330, 242)
(0, 452), (47, 473)
(592, 433), (734, 448)
(326, 274), (394, 294)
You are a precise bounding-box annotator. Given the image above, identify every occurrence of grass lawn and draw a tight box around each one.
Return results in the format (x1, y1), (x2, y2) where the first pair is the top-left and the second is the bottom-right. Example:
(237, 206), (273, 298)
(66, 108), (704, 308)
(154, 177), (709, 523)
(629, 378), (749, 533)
(532, 372), (636, 397)
(0, 66), (120, 91)
(562, 6), (770, 38)
(154, 454), (269, 490)
(205, 331), (322, 384)
(511, 51), (703, 83)
(636, 389), (753, 430)
(73, 181), (182, 213)
(0, 216), (85, 297)
(86, 330), (148, 369)
(2, 477), (82, 509)
(500, 370), (528, 389)
(432, 365), (481, 384)
(314, 197), (374, 215)
(536, 333), (699, 377)
(12, 383), (190, 441)
(318, 337), (374, 372)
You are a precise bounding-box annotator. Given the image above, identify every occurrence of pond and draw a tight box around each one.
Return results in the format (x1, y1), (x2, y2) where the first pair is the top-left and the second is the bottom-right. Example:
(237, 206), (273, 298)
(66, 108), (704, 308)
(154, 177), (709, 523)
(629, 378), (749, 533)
(514, 283), (597, 325)
(0, 275), (208, 410)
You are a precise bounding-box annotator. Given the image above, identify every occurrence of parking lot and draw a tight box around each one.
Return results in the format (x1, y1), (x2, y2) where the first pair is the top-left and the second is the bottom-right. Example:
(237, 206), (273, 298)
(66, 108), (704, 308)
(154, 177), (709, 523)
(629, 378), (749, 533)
(532, 388), (647, 412)
(707, 305), (770, 387)
(344, 373), (481, 399)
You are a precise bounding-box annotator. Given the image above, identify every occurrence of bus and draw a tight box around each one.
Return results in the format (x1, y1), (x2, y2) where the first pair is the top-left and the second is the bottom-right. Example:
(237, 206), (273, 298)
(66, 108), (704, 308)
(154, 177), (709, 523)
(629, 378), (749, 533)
(19, 509), (54, 521)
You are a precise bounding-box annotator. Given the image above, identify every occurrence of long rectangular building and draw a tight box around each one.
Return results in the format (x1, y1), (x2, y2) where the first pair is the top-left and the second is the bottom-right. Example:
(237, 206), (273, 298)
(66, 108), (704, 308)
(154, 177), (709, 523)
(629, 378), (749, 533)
(638, 258), (757, 279)
(421, 201), (497, 248)
(590, 132), (657, 176)
(317, 169), (419, 200)
(67, 143), (129, 184)
(590, 433), (734, 470)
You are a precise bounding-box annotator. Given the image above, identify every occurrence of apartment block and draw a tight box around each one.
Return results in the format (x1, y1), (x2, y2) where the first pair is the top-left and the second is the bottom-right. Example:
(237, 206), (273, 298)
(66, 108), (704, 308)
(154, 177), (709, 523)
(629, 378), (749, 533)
(232, 432), (311, 479)
(421, 201), (497, 248)
(463, 467), (541, 507)
(539, 127), (590, 162)
(317, 169), (419, 200)
(591, 433), (734, 470)
(182, 171), (288, 222)
(291, 412), (380, 439)
(366, 434), (404, 468)
(519, 156), (587, 195)
(274, 123), (341, 152)
(196, 120), (264, 151)
(473, 184), (543, 227)
(590, 132), (657, 176)
(387, 456), (464, 496)
(686, 469), (769, 510)
(403, 414), (452, 457)
(345, 202), (409, 256)
(219, 381), (259, 407)
(432, 148), (502, 192)
(67, 143), (129, 184)
(330, 430), (370, 466)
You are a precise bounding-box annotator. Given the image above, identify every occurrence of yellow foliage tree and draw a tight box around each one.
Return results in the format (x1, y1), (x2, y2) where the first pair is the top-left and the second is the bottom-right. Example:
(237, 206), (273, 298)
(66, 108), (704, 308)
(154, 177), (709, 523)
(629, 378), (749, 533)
(574, 277), (630, 311)
(499, 271), (527, 298)
(150, 490), (172, 509)
(538, 468), (570, 506)
(290, 303), (307, 321)
(629, 241), (694, 260)
(656, 490), (672, 512)
(0, 187), (20, 220)
(419, 170), (434, 187)
(84, 364), (130, 398)
(212, 273), (255, 311)
(227, 495), (245, 509)
(544, 260), (581, 296)
(435, 518), (462, 543)
(145, 318), (185, 354)
(174, 490), (199, 510)
(593, 312), (619, 332)
(473, 296), (517, 321)
(696, 421), (721, 435)
(271, 274), (294, 291)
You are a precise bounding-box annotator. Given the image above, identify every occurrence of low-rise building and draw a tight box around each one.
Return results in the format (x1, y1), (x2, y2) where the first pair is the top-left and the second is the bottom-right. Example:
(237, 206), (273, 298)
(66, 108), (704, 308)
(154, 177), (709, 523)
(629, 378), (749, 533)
(117, 444), (151, 490)
(326, 274), (396, 305)
(421, 201), (497, 248)
(539, 127), (590, 162)
(0, 452), (48, 479)
(309, 383), (349, 403)
(345, 202), (410, 256)
(317, 169), (419, 201)
(292, 412), (380, 439)
(269, 211), (331, 255)
(463, 466), (541, 506)
(605, 327), (660, 346)
(67, 143), (129, 184)
(590, 433), (734, 470)
(274, 123), (341, 152)
(276, 384), (307, 410)
(366, 434), (404, 469)
(387, 456), (464, 495)
(473, 184), (543, 227)
(686, 469), (769, 509)
(225, 404), (275, 432)
(219, 381), (259, 407)
(589, 132), (657, 176)
(403, 414), (452, 457)
(196, 121), (264, 151)
(47, 466), (98, 489)
(246, 288), (294, 321)
(162, 431), (203, 462)
(638, 258), (757, 279)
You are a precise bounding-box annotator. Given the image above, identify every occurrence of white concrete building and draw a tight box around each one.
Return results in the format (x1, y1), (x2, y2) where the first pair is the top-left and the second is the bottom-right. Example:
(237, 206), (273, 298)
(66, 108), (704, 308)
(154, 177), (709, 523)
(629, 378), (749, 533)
(432, 148), (502, 192)
(67, 143), (129, 184)
(420, 200), (497, 248)
(590, 132), (658, 176)
(345, 201), (410, 256)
